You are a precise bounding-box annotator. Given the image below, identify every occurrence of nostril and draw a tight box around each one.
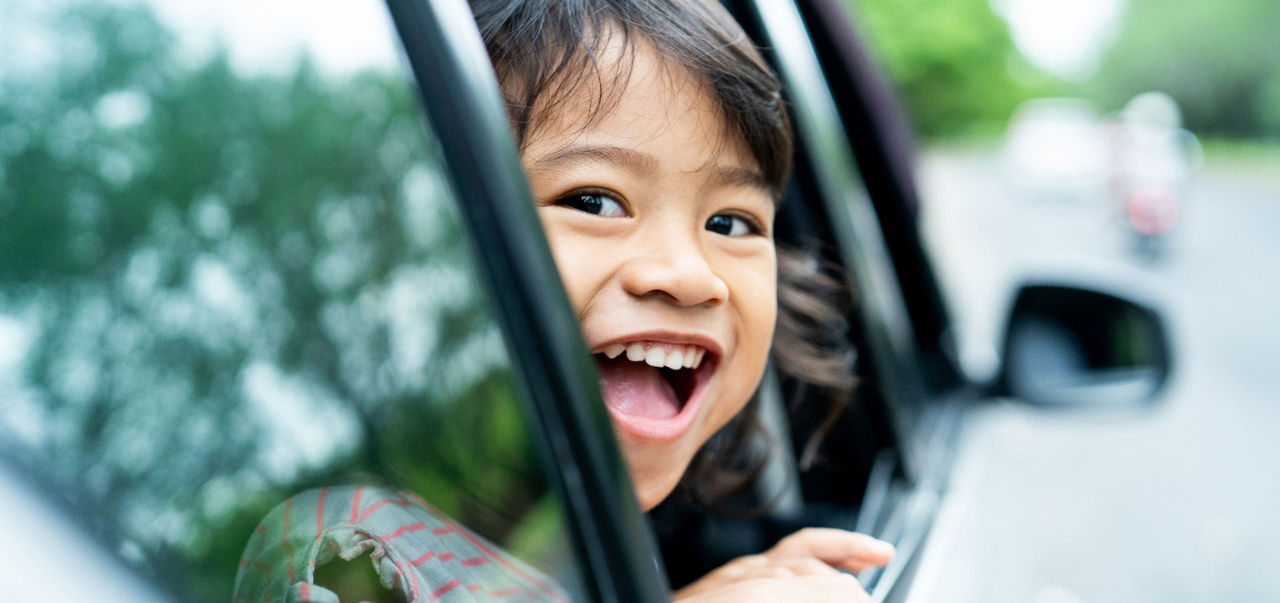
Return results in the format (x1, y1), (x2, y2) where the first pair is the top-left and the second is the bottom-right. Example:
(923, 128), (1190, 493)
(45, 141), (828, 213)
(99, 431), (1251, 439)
(619, 250), (727, 307)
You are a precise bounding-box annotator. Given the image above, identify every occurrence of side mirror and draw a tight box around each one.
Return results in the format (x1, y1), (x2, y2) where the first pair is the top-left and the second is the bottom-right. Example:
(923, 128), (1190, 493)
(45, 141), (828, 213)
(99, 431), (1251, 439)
(995, 285), (1173, 407)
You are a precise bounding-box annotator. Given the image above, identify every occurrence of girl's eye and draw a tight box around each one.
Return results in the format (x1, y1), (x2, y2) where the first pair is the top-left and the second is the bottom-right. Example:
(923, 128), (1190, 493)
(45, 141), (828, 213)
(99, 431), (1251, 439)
(557, 192), (627, 217)
(705, 213), (760, 237)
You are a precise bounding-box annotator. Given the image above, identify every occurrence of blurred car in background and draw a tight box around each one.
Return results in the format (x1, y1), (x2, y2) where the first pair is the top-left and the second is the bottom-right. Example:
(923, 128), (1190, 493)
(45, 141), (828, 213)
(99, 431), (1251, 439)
(1000, 94), (1203, 260)
(1003, 98), (1110, 204)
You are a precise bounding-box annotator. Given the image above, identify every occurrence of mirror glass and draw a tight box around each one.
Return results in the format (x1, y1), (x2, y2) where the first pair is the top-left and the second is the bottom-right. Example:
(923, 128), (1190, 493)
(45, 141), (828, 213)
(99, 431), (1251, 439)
(1001, 285), (1171, 406)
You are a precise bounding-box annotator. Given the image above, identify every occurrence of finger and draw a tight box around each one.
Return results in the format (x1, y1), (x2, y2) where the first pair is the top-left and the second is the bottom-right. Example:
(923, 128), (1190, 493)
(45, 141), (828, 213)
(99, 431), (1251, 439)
(804, 573), (872, 602)
(677, 573), (870, 603)
(783, 573), (871, 602)
(759, 565), (798, 579)
(768, 528), (895, 567)
(834, 557), (881, 573)
(770, 556), (841, 576)
(727, 555), (774, 578)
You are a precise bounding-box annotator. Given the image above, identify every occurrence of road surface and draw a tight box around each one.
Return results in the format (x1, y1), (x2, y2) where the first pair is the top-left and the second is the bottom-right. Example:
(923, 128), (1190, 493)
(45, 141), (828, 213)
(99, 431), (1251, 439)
(907, 148), (1280, 602)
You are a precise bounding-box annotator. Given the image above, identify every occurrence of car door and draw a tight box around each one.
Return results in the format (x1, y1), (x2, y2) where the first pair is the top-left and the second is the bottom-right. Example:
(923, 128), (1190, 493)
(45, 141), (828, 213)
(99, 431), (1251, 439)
(392, 1), (958, 600)
(733, 3), (1175, 602)
(384, 0), (669, 599)
(394, 0), (964, 598)
(0, 0), (666, 600)
(719, 0), (970, 600)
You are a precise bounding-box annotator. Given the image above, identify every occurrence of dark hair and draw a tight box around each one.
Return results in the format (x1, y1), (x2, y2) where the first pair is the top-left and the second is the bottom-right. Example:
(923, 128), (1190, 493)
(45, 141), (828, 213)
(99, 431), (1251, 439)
(678, 247), (856, 514)
(469, 0), (854, 513)
(469, 0), (792, 196)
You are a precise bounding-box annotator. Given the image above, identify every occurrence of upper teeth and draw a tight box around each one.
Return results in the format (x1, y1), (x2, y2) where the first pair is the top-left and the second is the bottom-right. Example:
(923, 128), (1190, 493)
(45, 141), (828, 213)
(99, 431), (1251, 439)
(602, 342), (707, 370)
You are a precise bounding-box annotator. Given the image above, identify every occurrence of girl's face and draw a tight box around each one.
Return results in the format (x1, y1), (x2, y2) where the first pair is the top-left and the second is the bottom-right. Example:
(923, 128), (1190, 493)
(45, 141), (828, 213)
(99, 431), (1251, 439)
(521, 35), (778, 510)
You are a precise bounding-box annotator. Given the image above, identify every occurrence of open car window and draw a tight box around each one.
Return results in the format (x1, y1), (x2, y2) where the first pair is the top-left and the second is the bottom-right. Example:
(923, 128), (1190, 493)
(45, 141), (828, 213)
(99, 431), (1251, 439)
(0, 1), (588, 600)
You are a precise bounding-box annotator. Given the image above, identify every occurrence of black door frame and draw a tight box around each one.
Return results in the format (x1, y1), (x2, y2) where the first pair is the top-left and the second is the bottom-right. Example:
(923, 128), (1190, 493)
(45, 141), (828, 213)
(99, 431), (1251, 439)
(382, 0), (669, 600)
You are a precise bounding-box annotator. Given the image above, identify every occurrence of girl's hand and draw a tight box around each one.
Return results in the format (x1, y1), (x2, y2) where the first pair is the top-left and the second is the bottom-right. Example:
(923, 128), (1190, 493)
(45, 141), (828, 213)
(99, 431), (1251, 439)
(671, 528), (895, 602)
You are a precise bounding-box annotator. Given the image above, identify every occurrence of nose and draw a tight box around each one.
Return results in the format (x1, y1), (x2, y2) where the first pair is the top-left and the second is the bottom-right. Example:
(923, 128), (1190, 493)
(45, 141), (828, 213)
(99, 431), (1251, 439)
(618, 229), (729, 307)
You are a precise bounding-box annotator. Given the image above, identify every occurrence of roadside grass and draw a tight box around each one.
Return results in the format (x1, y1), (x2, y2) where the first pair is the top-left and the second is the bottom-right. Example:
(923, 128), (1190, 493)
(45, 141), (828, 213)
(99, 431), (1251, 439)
(918, 136), (1280, 189)
(1199, 139), (1280, 186)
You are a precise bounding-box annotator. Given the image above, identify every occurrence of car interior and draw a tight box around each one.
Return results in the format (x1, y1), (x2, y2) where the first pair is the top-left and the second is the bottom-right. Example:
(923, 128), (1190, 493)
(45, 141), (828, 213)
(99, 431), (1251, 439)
(650, 0), (969, 596)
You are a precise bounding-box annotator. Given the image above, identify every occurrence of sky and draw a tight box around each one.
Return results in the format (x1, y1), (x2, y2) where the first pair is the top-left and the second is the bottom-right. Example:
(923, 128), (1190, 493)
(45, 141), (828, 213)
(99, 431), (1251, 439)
(992, 0), (1127, 80)
(1, 0), (404, 83)
(149, 0), (401, 76)
(9, 0), (1126, 82)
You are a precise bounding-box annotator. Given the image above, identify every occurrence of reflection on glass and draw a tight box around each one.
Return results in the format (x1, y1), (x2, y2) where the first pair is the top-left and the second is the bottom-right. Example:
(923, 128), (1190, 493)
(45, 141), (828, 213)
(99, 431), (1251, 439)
(0, 1), (579, 600)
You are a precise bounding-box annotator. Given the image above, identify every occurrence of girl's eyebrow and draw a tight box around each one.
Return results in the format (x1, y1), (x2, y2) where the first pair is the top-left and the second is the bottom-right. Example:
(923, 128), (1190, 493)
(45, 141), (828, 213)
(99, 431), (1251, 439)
(531, 144), (658, 175)
(713, 165), (772, 194)
(531, 143), (773, 197)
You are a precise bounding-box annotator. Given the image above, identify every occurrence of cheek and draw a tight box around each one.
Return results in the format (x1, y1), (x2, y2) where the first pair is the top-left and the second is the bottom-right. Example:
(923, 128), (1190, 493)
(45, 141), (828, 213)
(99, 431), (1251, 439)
(718, 254), (777, 408)
(535, 212), (602, 312)
(757, 272), (778, 345)
(733, 255), (778, 356)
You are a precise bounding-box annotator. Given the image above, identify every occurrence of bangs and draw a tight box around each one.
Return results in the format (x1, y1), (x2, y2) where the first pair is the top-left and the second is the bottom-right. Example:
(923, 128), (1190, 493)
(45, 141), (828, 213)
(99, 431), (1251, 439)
(470, 0), (793, 197)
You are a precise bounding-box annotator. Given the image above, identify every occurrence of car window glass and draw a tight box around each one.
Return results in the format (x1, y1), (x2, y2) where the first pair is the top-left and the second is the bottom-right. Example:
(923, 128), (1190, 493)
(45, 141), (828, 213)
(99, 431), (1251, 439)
(0, 1), (584, 600)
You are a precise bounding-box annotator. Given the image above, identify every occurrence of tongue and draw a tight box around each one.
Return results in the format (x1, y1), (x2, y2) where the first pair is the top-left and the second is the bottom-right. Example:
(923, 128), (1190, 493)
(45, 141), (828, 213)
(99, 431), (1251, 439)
(596, 356), (681, 420)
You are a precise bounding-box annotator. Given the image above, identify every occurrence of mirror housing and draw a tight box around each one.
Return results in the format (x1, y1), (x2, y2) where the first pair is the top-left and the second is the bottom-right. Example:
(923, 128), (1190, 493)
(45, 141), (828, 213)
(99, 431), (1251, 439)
(993, 284), (1173, 407)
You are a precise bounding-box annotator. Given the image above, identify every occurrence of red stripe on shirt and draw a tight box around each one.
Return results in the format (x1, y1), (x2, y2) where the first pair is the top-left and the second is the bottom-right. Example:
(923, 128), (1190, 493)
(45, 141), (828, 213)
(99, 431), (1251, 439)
(315, 487), (329, 536)
(399, 561), (422, 600)
(438, 552), (456, 562)
(239, 559), (272, 580)
(380, 522), (427, 542)
(461, 557), (489, 567)
(349, 486), (365, 524)
(356, 497), (413, 523)
(411, 551), (437, 567)
(428, 579), (461, 601)
(432, 526), (453, 536)
(418, 505), (567, 602)
(250, 523), (267, 558)
(281, 498), (295, 583)
(488, 587), (520, 598)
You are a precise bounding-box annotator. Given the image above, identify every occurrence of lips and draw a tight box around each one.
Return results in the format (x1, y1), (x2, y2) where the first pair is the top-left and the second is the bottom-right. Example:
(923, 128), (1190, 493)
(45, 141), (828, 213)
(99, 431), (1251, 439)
(593, 339), (718, 441)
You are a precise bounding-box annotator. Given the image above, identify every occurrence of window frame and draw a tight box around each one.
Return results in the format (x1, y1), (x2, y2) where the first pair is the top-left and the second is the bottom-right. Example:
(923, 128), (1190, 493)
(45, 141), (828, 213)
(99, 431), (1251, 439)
(382, 0), (670, 600)
(724, 0), (967, 599)
(383, 0), (970, 600)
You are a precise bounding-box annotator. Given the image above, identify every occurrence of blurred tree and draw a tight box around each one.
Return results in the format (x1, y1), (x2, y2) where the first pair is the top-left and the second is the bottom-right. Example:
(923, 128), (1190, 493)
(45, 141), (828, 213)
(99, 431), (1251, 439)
(848, 0), (1062, 139)
(0, 3), (549, 600)
(1092, 0), (1280, 139)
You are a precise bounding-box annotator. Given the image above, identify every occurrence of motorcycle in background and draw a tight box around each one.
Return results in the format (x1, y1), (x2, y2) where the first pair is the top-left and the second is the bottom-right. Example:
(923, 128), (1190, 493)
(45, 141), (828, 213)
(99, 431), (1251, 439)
(1107, 92), (1202, 261)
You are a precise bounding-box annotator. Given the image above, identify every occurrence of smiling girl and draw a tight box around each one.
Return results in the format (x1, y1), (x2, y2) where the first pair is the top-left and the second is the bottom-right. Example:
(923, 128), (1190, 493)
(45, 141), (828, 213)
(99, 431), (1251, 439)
(472, 0), (893, 599)
(235, 1), (893, 600)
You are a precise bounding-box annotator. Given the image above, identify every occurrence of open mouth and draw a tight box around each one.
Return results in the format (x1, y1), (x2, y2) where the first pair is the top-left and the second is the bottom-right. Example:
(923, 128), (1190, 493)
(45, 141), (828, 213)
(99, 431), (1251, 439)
(593, 342), (716, 439)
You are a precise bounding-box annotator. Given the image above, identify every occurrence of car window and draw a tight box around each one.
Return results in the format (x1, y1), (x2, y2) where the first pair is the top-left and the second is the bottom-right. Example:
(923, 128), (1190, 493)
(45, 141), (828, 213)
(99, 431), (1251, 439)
(0, 1), (585, 600)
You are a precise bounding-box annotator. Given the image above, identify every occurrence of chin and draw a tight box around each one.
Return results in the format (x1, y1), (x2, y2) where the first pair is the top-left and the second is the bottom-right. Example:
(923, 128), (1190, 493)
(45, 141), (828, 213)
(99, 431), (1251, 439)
(634, 477), (680, 512)
(617, 438), (691, 511)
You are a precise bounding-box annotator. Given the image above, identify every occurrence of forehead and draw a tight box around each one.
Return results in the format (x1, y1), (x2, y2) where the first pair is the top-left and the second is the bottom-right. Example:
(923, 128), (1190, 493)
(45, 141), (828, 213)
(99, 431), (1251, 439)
(522, 29), (756, 171)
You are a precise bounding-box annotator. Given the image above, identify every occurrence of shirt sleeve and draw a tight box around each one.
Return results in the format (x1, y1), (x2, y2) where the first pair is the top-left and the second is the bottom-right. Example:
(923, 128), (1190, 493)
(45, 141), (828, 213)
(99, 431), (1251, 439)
(233, 484), (569, 602)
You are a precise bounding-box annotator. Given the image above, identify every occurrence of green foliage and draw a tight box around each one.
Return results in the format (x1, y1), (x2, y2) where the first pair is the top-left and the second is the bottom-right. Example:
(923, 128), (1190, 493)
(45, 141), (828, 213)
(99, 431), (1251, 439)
(0, 3), (559, 600)
(1092, 0), (1280, 139)
(848, 0), (1061, 139)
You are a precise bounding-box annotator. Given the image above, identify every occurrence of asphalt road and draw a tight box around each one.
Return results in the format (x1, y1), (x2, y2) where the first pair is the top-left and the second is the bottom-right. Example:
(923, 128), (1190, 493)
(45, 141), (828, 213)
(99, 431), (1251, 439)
(905, 148), (1280, 602)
